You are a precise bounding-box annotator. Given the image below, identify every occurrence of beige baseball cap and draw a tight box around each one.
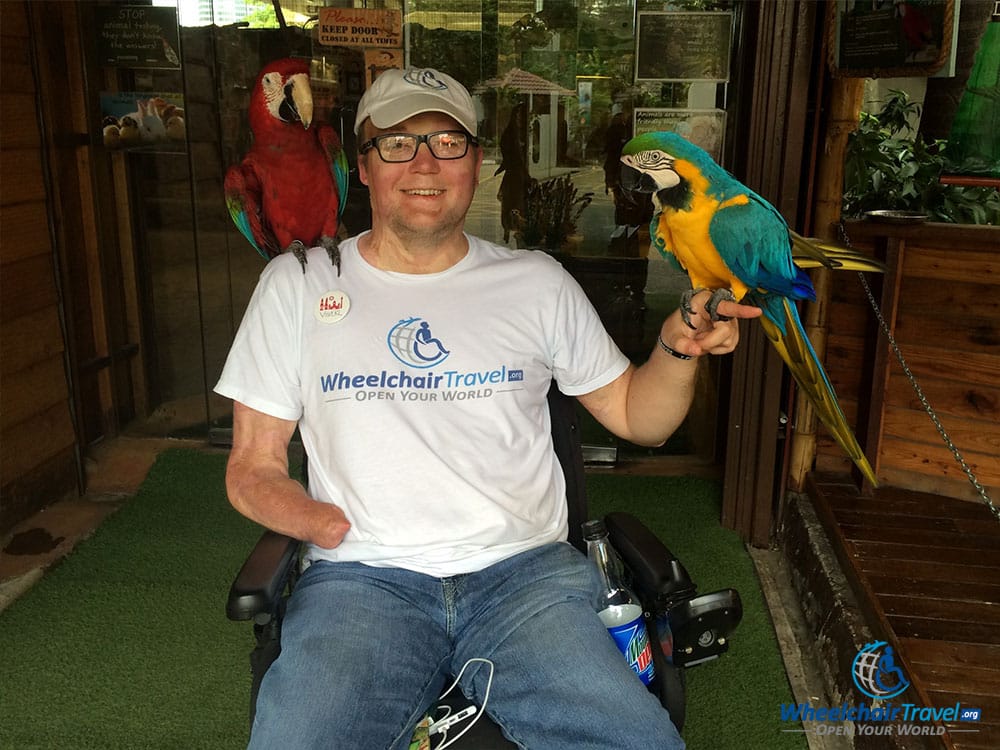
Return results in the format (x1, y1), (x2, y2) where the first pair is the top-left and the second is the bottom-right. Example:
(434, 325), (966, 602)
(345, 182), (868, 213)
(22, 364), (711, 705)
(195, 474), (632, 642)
(354, 67), (477, 136)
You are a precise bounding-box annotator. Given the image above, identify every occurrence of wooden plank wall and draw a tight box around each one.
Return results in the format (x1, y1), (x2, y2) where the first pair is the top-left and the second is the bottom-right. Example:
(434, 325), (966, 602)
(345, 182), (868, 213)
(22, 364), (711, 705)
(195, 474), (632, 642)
(0, 1), (79, 535)
(819, 220), (1000, 504)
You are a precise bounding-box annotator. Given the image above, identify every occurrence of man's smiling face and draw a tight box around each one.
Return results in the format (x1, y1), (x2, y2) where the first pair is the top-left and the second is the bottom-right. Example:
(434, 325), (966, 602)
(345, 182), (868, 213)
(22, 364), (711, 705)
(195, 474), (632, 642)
(358, 112), (483, 244)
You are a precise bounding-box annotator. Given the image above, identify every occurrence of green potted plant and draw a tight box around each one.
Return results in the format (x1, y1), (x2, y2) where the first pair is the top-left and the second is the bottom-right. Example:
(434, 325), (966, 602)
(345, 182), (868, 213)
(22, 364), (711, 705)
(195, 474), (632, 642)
(843, 90), (1000, 224)
(511, 174), (593, 252)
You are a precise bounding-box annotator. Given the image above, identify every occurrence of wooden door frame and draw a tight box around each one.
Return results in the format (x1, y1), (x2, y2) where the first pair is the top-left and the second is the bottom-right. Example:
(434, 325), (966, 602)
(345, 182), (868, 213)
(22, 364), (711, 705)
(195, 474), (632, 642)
(721, 0), (826, 546)
(28, 1), (143, 453)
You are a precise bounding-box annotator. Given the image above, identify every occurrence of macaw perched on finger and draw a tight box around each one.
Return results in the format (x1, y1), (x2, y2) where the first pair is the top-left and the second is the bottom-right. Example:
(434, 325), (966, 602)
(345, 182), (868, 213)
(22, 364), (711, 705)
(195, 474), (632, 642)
(620, 131), (883, 485)
(225, 58), (349, 273)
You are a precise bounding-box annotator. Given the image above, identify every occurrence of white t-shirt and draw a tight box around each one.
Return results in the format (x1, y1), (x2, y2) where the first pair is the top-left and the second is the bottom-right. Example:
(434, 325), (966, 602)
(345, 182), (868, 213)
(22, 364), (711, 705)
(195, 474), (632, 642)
(215, 233), (630, 576)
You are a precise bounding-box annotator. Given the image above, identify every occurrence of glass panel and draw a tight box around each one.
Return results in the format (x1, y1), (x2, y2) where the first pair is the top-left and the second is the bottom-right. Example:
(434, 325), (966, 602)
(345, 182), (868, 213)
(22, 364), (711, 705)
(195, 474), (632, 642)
(94, 14), (209, 438)
(113, 0), (736, 459)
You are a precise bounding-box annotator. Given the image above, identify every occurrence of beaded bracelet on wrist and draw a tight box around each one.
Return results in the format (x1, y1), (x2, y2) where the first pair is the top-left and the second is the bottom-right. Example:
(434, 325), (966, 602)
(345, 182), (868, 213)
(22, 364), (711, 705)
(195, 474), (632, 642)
(657, 335), (694, 361)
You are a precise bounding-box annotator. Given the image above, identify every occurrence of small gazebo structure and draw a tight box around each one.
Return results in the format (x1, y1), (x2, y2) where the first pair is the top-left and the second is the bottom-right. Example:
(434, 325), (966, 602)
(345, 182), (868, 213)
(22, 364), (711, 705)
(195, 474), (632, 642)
(478, 67), (576, 180)
(480, 67), (576, 97)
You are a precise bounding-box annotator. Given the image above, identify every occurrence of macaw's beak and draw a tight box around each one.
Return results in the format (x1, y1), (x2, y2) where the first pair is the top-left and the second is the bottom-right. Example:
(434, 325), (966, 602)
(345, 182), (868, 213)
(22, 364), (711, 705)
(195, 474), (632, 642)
(620, 162), (660, 194)
(282, 72), (314, 129)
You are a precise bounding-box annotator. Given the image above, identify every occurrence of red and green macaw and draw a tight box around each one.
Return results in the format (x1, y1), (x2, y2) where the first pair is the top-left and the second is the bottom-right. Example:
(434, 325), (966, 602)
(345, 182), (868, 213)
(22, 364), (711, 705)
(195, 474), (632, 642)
(224, 58), (348, 273)
(620, 131), (883, 485)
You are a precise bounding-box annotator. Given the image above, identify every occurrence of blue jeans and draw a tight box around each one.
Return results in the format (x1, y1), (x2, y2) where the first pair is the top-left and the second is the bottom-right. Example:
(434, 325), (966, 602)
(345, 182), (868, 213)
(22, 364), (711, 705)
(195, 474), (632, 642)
(248, 542), (684, 749)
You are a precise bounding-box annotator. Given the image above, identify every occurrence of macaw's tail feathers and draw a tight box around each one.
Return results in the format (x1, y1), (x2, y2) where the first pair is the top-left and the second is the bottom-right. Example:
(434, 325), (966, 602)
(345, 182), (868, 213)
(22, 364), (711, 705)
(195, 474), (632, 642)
(790, 232), (888, 273)
(759, 297), (878, 486)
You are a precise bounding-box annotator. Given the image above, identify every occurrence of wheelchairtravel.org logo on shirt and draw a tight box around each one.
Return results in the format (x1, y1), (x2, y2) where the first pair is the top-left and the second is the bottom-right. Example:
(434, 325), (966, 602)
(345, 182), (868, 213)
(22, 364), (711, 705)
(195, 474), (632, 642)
(319, 316), (525, 403)
(387, 317), (451, 368)
(779, 641), (983, 740)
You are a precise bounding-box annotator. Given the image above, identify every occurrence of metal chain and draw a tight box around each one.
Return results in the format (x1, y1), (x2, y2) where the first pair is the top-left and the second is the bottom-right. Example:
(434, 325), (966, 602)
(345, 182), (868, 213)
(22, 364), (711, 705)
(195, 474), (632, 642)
(838, 222), (999, 523)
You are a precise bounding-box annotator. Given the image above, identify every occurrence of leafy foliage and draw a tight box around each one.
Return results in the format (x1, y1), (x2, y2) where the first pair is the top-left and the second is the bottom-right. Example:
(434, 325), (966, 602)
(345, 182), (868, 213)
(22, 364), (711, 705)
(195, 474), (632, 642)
(512, 174), (593, 249)
(506, 12), (554, 53)
(843, 90), (1000, 224)
(244, 2), (278, 28)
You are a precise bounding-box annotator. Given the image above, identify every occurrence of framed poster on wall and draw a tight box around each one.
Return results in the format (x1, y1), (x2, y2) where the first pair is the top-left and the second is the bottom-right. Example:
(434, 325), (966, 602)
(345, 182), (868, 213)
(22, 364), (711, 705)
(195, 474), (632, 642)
(99, 92), (186, 150)
(635, 12), (733, 82)
(829, 0), (954, 78)
(633, 108), (726, 162)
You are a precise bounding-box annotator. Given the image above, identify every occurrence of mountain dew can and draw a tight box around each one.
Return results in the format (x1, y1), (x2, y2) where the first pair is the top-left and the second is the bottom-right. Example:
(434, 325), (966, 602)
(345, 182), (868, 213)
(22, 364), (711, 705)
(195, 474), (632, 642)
(599, 603), (656, 685)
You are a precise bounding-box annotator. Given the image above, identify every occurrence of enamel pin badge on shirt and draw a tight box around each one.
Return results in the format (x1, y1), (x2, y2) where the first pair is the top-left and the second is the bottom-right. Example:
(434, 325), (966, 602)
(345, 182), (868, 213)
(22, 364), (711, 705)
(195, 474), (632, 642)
(315, 290), (350, 324)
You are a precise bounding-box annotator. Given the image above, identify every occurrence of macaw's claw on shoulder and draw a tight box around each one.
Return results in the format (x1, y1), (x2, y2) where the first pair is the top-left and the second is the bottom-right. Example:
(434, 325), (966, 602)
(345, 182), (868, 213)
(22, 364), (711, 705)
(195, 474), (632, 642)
(288, 240), (309, 273)
(680, 287), (737, 327)
(320, 235), (342, 276)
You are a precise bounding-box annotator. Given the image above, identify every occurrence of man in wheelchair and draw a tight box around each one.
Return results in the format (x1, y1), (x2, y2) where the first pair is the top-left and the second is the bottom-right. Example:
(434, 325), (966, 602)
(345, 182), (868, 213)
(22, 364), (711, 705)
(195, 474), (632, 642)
(216, 67), (759, 749)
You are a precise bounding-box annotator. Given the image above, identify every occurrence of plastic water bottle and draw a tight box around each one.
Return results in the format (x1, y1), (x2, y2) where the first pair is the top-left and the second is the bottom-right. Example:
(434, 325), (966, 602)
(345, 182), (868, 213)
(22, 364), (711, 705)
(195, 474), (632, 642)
(583, 519), (656, 686)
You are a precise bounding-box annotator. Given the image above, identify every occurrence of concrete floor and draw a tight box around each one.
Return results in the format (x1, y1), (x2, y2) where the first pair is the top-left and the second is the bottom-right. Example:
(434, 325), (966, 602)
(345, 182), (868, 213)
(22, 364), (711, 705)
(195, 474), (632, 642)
(751, 546), (852, 750)
(0, 436), (849, 750)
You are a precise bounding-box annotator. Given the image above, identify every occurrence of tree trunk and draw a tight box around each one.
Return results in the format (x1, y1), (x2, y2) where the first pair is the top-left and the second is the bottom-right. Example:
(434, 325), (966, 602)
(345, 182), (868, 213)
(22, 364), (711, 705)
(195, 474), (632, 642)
(787, 76), (864, 492)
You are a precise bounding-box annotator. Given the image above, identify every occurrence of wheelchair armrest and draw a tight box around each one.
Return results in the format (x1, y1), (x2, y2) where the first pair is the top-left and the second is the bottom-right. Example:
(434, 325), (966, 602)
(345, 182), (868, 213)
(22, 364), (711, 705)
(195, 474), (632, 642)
(226, 530), (302, 622)
(604, 512), (744, 668)
(604, 511), (698, 608)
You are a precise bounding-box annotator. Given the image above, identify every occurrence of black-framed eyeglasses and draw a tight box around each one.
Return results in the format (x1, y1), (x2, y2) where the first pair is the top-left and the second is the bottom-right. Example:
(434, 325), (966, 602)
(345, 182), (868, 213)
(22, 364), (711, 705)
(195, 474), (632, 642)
(359, 130), (478, 163)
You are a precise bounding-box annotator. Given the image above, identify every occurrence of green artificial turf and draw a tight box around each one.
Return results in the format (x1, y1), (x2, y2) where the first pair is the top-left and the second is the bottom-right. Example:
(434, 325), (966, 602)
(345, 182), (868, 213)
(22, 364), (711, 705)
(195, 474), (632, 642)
(586, 475), (806, 749)
(0, 449), (260, 750)
(0, 449), (804, 749)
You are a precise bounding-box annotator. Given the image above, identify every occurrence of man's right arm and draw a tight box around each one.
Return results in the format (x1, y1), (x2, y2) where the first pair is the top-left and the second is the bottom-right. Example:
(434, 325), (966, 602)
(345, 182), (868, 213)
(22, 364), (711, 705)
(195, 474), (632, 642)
(226, 400), (351, 549)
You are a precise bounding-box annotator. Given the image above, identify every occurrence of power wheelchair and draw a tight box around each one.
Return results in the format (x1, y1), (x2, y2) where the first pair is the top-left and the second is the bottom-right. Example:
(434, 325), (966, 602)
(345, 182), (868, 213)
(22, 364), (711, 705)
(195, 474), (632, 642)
(226, 384), (743, 747)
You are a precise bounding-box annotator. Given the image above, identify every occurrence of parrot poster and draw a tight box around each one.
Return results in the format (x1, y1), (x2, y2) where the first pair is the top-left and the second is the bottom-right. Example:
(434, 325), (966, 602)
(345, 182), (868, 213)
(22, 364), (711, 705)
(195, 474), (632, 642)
(225, 57), (349, 273)
(620, 131), (884, 485)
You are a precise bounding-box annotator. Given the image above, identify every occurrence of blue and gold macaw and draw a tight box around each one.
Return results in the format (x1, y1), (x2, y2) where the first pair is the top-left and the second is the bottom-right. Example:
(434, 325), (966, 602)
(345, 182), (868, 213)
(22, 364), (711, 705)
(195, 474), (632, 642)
(620, 131), (882, 485)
